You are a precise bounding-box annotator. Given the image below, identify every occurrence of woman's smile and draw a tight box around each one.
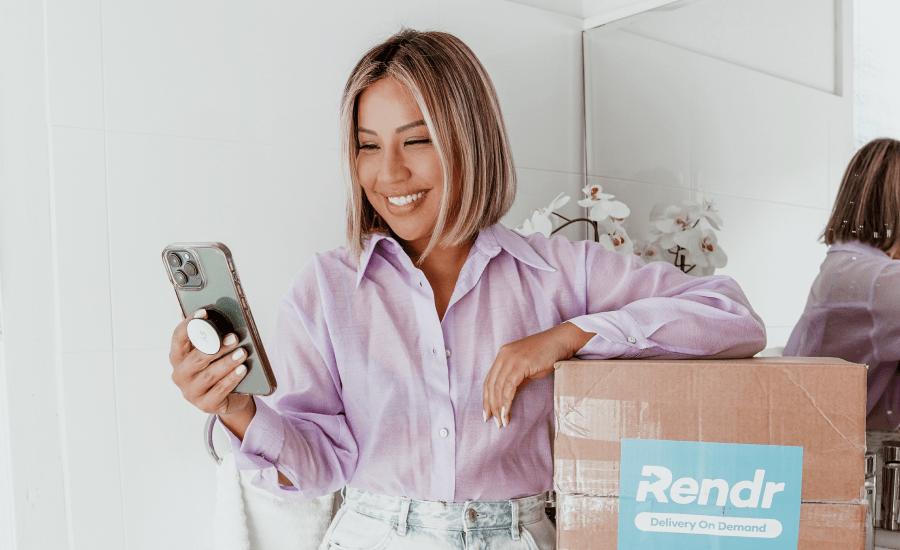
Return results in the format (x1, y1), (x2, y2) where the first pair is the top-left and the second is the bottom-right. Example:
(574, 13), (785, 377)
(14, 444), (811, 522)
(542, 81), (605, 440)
(386, 190), (428, 207)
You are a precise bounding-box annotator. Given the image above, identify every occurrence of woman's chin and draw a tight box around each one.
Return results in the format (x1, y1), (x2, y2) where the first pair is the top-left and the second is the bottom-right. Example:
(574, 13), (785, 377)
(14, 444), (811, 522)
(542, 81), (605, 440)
(386, 222), (435, 248)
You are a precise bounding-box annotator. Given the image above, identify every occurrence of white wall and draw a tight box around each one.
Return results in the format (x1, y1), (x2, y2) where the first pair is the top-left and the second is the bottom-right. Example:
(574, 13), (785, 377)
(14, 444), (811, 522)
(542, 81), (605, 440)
(0, 1), (584, 549)
(0, 1), (69, 548)
(855, 0), (900, 145)
(584, 0), (855, 349)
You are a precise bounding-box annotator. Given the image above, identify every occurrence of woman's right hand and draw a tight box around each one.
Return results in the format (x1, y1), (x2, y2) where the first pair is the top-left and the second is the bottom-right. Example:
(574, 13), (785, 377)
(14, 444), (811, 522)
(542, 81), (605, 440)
(169, 309), (256, 439)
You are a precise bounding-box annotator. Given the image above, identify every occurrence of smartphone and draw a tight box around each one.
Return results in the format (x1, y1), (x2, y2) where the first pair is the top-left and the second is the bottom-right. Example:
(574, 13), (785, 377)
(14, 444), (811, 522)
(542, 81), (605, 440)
(162, 242), (277, 396)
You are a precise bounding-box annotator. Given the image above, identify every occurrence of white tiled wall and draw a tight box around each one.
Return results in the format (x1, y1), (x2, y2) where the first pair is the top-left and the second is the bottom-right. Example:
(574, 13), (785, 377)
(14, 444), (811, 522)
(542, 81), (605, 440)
(44, 1), (584, 548)
(855, 0), (900, 145)
(585, 0), (855, 350)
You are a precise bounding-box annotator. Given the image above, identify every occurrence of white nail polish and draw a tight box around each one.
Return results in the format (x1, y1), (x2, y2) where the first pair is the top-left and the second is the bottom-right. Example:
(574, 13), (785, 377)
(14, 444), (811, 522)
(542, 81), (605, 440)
(231, 349), (244, 361)
(495, 417), (501, 429)
(193, 309), (206, 319)
(501, 406), (508, 427)
(223, 334), (237, 346)
(234, 365), (246, 376)
(483, 410), (488, 423)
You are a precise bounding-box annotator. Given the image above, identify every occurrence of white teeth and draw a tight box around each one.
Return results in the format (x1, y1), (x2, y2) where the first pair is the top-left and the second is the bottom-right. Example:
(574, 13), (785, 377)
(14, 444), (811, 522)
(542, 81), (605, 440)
(388, 190), (426, 206)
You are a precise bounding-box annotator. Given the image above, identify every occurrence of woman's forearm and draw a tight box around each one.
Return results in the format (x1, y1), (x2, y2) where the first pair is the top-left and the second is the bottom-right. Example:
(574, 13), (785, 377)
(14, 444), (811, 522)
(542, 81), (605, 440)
(218, 394), (257, 440)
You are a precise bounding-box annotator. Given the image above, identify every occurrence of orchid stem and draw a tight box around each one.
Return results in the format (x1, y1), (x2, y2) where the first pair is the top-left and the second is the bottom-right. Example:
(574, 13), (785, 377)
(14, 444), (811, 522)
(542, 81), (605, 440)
(551, 218), (600, 243)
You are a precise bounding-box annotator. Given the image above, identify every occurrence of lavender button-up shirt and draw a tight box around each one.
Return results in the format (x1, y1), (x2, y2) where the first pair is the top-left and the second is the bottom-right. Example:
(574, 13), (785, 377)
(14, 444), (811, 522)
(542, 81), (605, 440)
(224, 223), (766, 502)
(784, 240), (900, 428)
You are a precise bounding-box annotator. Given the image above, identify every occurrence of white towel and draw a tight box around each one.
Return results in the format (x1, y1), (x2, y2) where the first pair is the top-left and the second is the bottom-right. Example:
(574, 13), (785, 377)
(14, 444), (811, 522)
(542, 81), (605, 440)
(214, 453), (335, 550)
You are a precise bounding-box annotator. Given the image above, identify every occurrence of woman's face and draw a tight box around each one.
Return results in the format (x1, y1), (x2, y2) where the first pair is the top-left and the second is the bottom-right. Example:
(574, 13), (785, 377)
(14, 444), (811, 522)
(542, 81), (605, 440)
(356, 78), (444, 250)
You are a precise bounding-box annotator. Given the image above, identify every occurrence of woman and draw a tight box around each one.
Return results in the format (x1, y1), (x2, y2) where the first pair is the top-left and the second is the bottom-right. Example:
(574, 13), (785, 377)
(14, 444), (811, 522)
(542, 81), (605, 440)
(784, 138), (900, 431)
(169, 29), (766, 549)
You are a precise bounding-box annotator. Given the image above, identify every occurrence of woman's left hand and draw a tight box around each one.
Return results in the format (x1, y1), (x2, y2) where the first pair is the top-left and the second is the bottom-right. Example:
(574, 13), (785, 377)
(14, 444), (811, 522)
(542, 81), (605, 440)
(483, 322), (594, 428)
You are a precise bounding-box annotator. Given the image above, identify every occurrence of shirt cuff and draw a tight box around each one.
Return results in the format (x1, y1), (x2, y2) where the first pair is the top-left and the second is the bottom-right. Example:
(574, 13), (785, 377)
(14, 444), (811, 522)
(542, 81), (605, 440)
(218, 396), (286, 470)
(567, 310), (650, 359)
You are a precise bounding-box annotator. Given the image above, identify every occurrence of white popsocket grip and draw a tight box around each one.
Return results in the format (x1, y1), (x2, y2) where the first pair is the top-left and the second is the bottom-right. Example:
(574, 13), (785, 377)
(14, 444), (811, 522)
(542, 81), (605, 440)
(187, 309), (234, 355)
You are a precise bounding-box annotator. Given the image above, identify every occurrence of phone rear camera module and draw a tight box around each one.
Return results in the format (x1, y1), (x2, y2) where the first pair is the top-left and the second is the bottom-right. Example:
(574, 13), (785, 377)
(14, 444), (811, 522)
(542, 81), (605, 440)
(183, 253), (193, 262)
(167, 252), (182, 268)
(173, 270), (188, 285)
(183, 261), (198, 277)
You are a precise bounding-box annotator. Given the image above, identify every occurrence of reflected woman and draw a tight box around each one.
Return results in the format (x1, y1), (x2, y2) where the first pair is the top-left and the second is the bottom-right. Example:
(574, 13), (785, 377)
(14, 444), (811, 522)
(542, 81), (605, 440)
(784, 138), (900, 430)
(168, 29), (766, 549)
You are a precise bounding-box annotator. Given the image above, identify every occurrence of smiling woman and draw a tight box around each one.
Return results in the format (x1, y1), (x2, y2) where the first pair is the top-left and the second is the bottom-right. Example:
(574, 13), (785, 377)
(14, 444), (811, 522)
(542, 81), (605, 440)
(340, 29), (515, 264)
(166, 28), (767, 550)
(354, 78), (445, 252)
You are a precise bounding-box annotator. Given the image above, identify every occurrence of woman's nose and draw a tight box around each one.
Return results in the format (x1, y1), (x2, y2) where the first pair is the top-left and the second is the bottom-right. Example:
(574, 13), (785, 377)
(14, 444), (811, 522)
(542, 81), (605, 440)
(378, 146), (410, 184)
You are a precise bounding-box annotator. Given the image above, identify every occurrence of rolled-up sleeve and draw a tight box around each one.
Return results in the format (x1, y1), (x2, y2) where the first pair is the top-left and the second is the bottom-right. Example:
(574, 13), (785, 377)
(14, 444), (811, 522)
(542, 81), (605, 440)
(568, 242), (767, 359)
(220, 261), (358, 500)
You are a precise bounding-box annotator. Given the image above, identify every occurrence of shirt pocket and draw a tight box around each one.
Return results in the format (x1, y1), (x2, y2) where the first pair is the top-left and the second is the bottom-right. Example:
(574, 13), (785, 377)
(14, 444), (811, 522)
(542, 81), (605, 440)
(323, 508), (397, 550)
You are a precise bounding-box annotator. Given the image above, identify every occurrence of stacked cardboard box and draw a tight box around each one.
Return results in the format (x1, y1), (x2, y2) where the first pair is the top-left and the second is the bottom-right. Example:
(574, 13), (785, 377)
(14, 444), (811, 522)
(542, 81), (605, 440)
(553, 357), (867, 550)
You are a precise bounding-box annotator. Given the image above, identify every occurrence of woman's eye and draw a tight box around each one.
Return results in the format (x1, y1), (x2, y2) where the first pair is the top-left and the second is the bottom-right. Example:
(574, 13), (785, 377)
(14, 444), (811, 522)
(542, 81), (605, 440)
(357, 143), (378, 151)
(406, 139), (431, 146)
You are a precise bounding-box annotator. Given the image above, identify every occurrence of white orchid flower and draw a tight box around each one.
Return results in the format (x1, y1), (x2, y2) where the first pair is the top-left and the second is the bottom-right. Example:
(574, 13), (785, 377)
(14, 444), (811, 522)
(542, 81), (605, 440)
(516, 192), (571, 238)
(684, 198), (723, 230)
(597, 227), (634, 256)
(633, 238), (665, 264)
(652, 205), (691, 234)
(699, 229), (728, 268)
(672, 226), (708, 267)
(577, 184), (630, 223)
(517, 214), (551, 238)
(642, 243), (664, 263)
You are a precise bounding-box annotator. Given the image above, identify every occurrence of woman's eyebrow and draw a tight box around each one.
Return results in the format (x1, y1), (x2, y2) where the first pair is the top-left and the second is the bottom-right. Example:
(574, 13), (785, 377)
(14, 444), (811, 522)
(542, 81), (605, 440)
(357, 120), (426, 136)
(395, 120), (426, 133)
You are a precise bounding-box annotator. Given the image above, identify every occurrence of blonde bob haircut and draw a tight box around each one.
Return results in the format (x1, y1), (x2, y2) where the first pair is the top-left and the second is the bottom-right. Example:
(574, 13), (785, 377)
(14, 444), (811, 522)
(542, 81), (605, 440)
(340, 28), (517, 261)
(823, 138), (900, 251)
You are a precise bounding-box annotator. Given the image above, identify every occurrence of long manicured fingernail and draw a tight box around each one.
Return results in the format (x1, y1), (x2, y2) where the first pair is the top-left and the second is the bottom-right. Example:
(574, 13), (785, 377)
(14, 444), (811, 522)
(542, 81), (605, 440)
(234, 364), (246, 376)
(483, 410), (488, 423)
(495, 416), (501, 429)
(231, 348), (245, 361)
(223, 334), (237, 346)
(501, 406), (508, 427)
(193, 309), (207, 319)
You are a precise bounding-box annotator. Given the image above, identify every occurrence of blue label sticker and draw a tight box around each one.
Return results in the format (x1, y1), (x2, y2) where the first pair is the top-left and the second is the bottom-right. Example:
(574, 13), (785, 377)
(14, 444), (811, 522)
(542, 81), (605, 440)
(618, 439), (803, 549)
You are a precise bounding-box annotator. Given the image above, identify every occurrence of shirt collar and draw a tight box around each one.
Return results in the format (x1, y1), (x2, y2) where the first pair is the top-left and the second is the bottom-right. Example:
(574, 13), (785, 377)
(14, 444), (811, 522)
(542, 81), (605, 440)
(355, 224), (556, 287)
(474, 224), (556, 273)
(356, 232), (401, 287)
(829, 240), (891, 259)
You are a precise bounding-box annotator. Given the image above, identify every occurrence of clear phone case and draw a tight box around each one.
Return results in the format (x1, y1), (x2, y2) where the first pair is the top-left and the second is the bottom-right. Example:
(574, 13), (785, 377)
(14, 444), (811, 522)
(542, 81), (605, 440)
(162, 242), (276, 396)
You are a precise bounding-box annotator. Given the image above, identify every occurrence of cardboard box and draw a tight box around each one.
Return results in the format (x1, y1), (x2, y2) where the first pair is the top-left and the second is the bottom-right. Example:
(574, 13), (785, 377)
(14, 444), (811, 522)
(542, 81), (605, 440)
(553, 357), (867, 550)
(556, 495), (867, 550)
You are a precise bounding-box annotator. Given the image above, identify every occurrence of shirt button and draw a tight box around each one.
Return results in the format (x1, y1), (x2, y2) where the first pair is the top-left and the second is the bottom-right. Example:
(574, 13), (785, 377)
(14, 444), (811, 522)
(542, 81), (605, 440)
(439, 428), (449, 438)
(445, 349), (451, 358)
(627, 336), (637, 344)
(419, 281), (423, 287)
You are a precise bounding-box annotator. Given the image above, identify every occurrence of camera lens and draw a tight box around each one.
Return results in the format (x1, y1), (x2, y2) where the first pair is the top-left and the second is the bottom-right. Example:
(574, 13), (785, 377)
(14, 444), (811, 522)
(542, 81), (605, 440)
(183, 261), (198, 277)
(167, 253), (182, 268)
(173, 270), (188, 285)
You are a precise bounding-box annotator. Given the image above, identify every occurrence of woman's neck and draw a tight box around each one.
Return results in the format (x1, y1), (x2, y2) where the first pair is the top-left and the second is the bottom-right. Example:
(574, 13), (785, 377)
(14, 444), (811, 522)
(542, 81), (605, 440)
(402, 237), (474, 321)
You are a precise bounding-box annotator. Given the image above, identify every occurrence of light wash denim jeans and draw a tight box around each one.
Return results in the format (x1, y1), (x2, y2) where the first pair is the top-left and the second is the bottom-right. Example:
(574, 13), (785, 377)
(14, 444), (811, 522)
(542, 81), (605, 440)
(319, 487), (556, 550)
